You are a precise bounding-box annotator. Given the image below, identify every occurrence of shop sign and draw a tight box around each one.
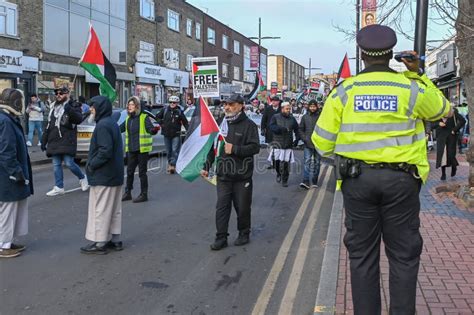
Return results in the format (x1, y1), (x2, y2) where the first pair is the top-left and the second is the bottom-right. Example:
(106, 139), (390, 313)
(250, 46), (259, 69)
(135, 62), (189, 88)
(136, 51), (154, 64)
(437, 44), (456, 77)
(0, 48), (23, 74)
(191, 57), (219, 98)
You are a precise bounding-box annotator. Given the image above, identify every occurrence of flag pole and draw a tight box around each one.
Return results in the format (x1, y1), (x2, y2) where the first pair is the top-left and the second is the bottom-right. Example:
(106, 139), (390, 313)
(72, 22), (93, 96)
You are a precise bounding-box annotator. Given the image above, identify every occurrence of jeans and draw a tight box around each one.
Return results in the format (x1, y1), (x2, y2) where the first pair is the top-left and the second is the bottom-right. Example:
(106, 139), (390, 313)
(28, 121), (42, 143)
(126, 151), (149, 194)
(52, 155), (85, 189)
(303, 147), (321, 184)
(164, 136), (181, 166)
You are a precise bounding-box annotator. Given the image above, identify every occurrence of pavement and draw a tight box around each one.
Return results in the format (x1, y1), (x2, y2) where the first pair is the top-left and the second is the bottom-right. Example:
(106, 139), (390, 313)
(315, 153), (474, 314)
(0, 151), (337, 315)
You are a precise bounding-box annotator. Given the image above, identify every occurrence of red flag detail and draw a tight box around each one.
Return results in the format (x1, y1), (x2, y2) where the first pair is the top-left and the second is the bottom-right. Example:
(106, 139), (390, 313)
(81, 26), (105, 66)
(192, 63), (199, 74)
(337, 54), (351, 81)
(199, 97), (219, 136)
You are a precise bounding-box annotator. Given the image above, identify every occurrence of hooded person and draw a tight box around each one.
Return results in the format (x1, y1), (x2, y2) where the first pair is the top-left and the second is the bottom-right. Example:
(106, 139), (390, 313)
(81, 96), (124, 255)
(0, 88), (33, 258)
(269, 101), (300, 187)
(119, 96), (159, 203)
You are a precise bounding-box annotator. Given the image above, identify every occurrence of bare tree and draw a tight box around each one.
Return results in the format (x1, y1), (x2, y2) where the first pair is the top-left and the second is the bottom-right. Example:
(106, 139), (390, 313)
(335, 1), (474, 203)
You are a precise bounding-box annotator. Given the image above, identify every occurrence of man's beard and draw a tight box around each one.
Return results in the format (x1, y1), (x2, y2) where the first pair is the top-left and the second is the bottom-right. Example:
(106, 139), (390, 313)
(87, 113), (96, 124)
(225, 110), (239, 118)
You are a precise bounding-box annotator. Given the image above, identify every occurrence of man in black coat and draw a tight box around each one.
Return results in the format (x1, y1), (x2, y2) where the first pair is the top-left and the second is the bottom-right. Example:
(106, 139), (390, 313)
(261, 96), (281, 169)
(42, 87), (88, 196)
(269, 102), (300, 187)
(432, 108), (466, 180)
(298, 99), (322, 189)
(201, 94), (260, 250)
(156, 95), (189, 174)
(81, 96), (124, 255)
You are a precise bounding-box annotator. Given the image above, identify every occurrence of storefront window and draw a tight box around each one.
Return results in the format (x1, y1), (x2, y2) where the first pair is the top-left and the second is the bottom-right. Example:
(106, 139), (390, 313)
(0, 79), (13, 94)
(135, 84), (154, 106)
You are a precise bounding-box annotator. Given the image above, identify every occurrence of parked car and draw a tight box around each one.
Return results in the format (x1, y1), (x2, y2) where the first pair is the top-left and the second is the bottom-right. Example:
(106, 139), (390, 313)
(76, 108), (165, 161)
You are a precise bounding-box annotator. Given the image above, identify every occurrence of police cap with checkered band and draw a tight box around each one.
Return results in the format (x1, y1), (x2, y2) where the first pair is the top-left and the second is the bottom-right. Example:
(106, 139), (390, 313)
(357, 24), (397, 57)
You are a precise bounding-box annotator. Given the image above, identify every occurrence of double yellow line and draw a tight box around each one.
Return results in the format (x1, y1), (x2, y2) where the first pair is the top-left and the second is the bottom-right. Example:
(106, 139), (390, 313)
(251, 165), (332, 315)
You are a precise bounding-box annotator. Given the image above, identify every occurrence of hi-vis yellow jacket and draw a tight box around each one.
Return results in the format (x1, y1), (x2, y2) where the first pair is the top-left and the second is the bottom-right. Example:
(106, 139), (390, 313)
(312, 68), (450, 185)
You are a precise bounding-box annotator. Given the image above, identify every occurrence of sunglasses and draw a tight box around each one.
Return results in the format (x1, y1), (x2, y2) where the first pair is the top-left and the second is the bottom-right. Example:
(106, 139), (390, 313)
(55, 92), (66, 96)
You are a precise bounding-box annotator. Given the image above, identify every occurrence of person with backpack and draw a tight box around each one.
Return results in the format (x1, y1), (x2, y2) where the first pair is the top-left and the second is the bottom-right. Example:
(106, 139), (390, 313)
(156, 95), (189, 174)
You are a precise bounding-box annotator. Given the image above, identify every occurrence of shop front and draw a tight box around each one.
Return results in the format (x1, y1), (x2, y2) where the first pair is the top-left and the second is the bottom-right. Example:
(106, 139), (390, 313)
(0, 48), (39, 99)
(39, 61), (135, 107)
(135, 62), (189, 106)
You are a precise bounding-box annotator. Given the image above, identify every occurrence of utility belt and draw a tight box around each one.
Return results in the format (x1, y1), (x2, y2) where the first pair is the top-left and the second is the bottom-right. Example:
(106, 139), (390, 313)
(335, 156), (420, 180)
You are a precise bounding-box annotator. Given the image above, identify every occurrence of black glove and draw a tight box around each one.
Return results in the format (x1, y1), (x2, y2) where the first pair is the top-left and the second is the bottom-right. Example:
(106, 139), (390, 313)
(41, 142), (47, 152)
(293, 140), (299, 147)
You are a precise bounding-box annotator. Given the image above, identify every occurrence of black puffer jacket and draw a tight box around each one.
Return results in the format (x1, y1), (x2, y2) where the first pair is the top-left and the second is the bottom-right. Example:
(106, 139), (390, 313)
(269, 113), (299, 149)
(261, 105), (280, 143)
(42, 100), (83, 157)
(156, 106), (189, 138)
(205, 113), (260, 181)
(298, 110), (321, 149)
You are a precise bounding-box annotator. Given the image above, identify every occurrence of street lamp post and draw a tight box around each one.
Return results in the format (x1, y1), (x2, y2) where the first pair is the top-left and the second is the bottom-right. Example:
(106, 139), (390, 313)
(249, 17), (281, 74)
(306, 57), (322, 83)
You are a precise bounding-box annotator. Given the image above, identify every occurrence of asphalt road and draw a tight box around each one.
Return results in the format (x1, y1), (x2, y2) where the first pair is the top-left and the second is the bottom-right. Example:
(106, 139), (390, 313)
(0, 151), (335, 315)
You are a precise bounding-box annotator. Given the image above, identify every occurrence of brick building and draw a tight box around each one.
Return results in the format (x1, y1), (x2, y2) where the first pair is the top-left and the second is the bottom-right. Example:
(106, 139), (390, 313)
(267, 54), (305, 93)
(203, 14), (267, 99)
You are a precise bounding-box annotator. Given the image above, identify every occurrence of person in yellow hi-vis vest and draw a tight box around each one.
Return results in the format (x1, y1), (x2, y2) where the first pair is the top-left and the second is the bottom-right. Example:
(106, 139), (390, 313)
(312, 25), (453, 315)
(120, 97), (159, 203)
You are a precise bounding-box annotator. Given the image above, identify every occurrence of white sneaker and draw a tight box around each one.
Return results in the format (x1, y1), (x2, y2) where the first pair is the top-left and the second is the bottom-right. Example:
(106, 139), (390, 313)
(37, 141), (41, 146)
(26, 141), (32, 147)
(46, 186), (65, 196)
(79, 176), (89, 191)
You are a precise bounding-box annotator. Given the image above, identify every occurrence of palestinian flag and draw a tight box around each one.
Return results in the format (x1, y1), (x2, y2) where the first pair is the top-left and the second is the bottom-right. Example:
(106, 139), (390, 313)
(214, 118), (228, 164)
(245, 71), (265, 101)
(79, 25), (117, 102)
(176, 97), (220, 182)
(336, 53), (351, 84)
(192, 60), (218, 76)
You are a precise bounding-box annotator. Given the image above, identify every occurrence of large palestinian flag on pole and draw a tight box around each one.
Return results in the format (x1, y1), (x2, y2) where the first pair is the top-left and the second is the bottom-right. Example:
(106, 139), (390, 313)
(245, 71), (265, 101)
(79, 25), (117, 102)
(176, 97), (220, 182)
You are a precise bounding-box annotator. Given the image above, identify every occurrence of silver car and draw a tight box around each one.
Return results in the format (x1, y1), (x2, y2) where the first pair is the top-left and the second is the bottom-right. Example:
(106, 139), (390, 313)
(76, 109), (165, 160)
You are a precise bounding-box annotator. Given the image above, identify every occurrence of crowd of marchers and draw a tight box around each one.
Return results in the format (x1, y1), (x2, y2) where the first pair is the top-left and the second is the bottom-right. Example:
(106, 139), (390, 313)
(0, 85), (326, 257)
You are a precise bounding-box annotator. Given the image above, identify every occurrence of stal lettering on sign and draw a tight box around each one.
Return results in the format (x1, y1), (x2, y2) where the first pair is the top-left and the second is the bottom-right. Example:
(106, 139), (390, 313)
(0, 48), (23, 74)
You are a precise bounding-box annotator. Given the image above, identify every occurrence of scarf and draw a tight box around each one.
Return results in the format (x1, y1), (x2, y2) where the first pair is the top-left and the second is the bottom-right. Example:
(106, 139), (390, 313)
(47, 101), (66, 138)
(225, 111), (242, 123)
(0, 105), (21, 116)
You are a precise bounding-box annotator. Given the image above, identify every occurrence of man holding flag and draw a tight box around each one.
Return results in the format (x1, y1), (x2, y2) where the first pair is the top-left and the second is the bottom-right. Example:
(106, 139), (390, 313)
(200, 94), (260, 250)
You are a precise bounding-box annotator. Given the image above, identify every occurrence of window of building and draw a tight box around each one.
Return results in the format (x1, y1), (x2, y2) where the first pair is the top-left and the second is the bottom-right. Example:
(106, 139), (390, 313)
(233, 66), (240, 81)
(222, 63), (229, 78)
(207, 27), (215, 45)
(167, 9), (179, 32)
(0, 1), (17, 37)
(44, 0), (127, 64)
(195, 22), (201, 40)
(186, 18), (192, 37)
(222, 34), (229, 50)
(233, 40), (240, 55)
(186, 55), (193, 71)
(140, 0), (154, 21)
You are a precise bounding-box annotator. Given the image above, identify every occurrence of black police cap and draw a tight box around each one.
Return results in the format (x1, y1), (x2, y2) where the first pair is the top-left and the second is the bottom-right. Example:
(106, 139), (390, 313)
(357, 25), (397, 57)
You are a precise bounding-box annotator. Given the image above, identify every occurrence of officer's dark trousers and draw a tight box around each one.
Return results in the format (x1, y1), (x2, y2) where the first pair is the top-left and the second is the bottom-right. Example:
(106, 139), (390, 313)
(215, 179), (253, 238)
(341, 168), (422, 315)
(126, 151), (149, 194)
(275, 160), (290, 182)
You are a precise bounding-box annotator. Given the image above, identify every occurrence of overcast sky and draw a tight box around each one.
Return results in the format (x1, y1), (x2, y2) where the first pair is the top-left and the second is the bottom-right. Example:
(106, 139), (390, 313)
(186, 0), (454, 74)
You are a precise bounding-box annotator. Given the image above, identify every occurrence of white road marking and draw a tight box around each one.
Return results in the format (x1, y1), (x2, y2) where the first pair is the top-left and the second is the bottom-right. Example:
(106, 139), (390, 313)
(63, 166), (161, 195)
(251, 165), (328, 315)
(277, 167), (332, 315)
